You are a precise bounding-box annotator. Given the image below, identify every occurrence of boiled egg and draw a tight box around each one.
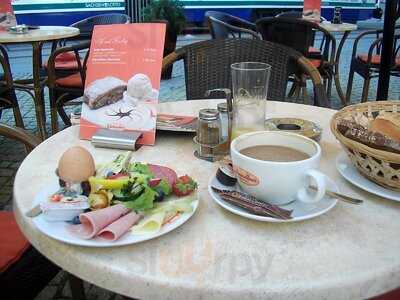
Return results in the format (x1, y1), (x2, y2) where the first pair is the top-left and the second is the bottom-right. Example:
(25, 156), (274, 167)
(58, 146), (95, 183)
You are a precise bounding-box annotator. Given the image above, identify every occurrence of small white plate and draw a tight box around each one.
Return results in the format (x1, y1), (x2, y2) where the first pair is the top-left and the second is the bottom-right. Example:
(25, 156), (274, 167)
(336, 152), (400, 202)
(208, 176), (338, 223)
(32, 184), (199, 247)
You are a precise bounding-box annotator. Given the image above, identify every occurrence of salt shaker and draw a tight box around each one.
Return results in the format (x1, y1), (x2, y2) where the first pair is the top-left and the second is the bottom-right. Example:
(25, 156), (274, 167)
(197, 109), (221, 145)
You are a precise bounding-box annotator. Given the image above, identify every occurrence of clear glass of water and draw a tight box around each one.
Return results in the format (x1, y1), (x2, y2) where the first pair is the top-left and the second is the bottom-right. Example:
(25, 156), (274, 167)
(231, 62), (271, 140)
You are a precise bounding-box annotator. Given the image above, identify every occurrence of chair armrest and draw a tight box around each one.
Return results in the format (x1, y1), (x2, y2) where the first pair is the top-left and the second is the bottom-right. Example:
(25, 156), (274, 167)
(0, 123), (41, 153)
(351, 29), (386, 59)
(297, 56), (329, 108)
(209, 17), (259, 39)
(362, 33), (400, 67)
(229, 15), (257, 31)
(162, 50), (184, 73)
(47, 41), (91, 88)
(364, 37), (384, 65)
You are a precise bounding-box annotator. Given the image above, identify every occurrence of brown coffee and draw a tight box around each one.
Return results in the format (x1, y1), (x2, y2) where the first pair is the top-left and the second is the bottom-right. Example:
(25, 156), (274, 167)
(239, 145), (309, 162)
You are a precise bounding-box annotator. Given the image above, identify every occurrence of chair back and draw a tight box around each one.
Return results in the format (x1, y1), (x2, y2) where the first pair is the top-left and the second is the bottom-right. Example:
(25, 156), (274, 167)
(162, 38), (328, 106)
(47, 41), (91, 90)
(256, 17), (315, 56)
(205, 11), (257, 39)
(70, 13), (130, 38)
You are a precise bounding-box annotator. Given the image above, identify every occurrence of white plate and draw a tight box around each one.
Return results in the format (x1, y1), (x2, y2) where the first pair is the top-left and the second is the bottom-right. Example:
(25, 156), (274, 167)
(208, 176), (338, 223)
(32, 184), (199, 247)
(336, 152), (400, 202)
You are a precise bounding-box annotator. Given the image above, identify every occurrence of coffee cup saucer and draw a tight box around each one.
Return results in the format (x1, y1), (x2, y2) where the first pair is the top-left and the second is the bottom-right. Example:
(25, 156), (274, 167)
(208, 175), (338, 223)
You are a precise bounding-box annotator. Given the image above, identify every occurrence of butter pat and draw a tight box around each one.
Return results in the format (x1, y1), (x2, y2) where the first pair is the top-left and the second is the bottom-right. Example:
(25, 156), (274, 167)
(40, 195), (89, 222)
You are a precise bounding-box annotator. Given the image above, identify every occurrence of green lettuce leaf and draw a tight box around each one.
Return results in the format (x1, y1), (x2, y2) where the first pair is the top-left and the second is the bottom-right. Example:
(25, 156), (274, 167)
(153, 179), (172, 196)
(123, 186), (156, 211)
(128, 163), (153, 177)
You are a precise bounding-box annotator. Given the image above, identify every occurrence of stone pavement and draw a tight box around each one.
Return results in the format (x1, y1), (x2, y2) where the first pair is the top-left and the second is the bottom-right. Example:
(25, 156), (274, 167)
(0, 32), (399, 299)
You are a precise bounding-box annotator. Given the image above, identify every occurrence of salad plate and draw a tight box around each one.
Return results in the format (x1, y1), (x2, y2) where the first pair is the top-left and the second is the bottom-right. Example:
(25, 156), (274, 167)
(336, 152), (400, 202)
(32, 182), (199, 247)
(208, 176), (338, 223)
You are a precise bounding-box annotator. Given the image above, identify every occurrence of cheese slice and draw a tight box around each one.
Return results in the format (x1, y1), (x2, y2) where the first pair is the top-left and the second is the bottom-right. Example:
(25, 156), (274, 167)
(130, 212), (165, 235)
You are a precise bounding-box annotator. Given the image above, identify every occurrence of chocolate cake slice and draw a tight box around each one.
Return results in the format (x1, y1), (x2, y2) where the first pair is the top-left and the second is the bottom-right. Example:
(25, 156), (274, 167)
(84, 76), (127, 109)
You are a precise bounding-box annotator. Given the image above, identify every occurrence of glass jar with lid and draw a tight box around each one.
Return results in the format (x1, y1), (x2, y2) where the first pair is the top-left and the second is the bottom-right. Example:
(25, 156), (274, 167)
(197, 108), (221, 145)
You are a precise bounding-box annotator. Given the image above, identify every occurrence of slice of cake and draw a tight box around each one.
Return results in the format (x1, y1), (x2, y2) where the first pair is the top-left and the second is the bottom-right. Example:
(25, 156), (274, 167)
(84, 76), (127, 109)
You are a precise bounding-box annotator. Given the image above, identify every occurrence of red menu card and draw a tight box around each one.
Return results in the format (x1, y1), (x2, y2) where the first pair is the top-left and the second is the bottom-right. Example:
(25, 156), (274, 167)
(80, 23), (166, 145)
(0, 0), (12, 13)
(303, 0), (321, 22)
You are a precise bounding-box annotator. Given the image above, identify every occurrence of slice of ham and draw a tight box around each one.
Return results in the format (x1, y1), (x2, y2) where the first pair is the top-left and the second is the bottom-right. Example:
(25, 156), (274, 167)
(69, 204), (129, 239)
(97, 212), (142, 241)
(148, 164), (177, 186)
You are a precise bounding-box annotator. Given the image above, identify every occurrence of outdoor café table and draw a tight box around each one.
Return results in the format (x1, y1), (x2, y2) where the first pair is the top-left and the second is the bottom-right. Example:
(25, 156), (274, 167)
(13, 100), (400, 299)
(319, 21), (357, 105)
(0, 26), (80, 140)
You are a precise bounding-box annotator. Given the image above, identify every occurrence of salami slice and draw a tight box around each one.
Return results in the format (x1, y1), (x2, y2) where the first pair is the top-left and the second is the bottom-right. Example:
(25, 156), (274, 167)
(97, 212), (142, 241)
(69, 204), (129, 239)
(148, 164), (177, 186)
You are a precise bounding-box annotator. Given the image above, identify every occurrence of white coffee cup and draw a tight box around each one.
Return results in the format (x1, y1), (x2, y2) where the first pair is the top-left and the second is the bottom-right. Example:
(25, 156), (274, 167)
(230, 131), (326, 205)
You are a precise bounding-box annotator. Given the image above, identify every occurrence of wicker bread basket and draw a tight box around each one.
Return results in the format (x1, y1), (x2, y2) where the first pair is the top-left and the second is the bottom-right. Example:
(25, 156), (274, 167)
(330, 101), (400, 191)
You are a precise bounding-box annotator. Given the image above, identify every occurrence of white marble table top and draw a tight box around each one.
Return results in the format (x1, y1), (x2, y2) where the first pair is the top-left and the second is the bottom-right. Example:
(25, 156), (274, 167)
(13, 100), (400, 299)
(0, 26), (79, 43)
(320, 21), (358, 32)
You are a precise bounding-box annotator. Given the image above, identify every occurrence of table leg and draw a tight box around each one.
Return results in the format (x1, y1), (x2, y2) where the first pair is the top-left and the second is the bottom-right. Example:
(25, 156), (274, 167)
(334, 31), (351, 106)
(31, 41), (47, 140)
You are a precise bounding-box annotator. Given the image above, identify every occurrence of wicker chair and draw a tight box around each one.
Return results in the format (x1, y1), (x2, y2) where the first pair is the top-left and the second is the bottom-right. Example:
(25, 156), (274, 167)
(70, 13), (130, 39)
(256, 17), (336, 100)
(44, 13), (130, 75)
(47, 41), (90, 134)
(0, 123), (61, 299)
(275, 11), (326, 58)
(346, 27), (400, 103)
(162, 39), (329, 107)
(205, 11), (259, 39)
(0, 45), (24, 128)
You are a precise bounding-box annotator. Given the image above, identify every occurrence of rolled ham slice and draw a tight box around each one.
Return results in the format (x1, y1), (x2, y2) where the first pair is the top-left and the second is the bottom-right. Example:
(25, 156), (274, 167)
(97, 212), (142, 241)
(69, 204), (129, 239)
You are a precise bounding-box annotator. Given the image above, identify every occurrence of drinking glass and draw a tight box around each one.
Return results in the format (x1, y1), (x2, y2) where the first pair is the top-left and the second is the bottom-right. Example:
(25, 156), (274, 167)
(231, 62), (271, 140)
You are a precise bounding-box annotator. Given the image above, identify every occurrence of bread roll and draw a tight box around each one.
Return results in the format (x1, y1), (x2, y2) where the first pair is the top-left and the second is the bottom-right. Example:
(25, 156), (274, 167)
(370, 112), (400, 143)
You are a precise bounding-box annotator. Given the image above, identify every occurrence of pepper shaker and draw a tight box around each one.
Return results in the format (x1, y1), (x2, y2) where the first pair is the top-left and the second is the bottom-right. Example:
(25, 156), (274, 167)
(196, 109), (221, 159)
(204, 88), (233, 145)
